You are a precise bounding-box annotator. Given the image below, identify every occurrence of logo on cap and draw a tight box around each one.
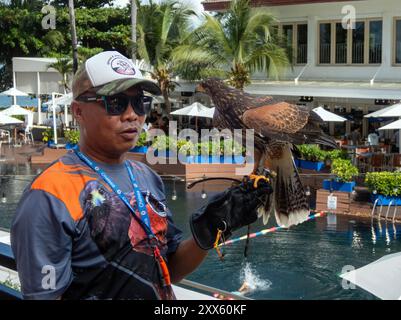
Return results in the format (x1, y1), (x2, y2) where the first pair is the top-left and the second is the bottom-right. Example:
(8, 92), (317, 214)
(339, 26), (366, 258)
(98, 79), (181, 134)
(110, 57), (136, 76)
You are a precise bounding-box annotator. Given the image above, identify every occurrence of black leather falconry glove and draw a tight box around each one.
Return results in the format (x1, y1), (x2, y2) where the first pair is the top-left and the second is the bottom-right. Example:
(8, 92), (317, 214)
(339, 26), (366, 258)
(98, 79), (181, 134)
(190, 176), (273, 250)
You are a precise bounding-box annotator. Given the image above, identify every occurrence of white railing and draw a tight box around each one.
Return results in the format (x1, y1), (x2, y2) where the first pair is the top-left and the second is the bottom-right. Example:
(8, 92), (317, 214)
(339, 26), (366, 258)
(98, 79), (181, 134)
(320, 43), (331, 63)
(297, 43), (307, 64)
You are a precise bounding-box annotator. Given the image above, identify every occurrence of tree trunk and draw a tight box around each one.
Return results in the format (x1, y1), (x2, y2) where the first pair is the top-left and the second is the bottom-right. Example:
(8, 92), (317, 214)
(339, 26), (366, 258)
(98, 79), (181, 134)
(68, 0), (79, 73)
(162, 88), (172, 120)
(131, 0), (137, 62)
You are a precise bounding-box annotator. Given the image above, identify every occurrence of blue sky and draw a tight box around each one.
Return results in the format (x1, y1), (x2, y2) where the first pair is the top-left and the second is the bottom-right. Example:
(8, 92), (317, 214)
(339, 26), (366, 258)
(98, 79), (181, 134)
(113, 0), (204, 13)
(112, 0), (205, 26)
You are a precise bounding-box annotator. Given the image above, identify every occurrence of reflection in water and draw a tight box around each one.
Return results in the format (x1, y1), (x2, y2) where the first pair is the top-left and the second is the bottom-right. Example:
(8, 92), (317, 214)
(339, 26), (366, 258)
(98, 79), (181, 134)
(351, 231), (363, 249)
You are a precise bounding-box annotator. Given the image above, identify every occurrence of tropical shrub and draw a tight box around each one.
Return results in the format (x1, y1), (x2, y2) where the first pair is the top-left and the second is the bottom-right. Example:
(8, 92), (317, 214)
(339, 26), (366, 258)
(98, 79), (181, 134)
(197, 141), (220, 156)
(325, 149), (348, 161)
(177, 139), (196, 156)
(331, 159), (359, 183)
(297, 144), (326, 162)
(135, 132), (148, 147)
(365, 172), (401, 197)
(151, 135), (177, 151)
(64, 129), (80, 145)
(41, 128), (53, 143)
(220, 138), (244, 155)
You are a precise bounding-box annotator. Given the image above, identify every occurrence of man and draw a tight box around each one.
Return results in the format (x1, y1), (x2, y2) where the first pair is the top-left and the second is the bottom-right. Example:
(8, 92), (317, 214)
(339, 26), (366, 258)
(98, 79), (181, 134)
(350, 127), (361, 146)
(11, 51), (270, 300)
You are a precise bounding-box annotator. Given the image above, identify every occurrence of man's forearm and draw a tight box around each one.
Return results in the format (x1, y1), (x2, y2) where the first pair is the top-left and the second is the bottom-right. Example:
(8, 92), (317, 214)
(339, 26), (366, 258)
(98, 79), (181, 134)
(168, 238), (208, 284)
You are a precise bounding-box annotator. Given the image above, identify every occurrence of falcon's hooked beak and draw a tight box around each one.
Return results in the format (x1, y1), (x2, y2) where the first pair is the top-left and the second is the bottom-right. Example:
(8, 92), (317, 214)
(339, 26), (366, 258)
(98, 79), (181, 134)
(195, 84), (206, 93)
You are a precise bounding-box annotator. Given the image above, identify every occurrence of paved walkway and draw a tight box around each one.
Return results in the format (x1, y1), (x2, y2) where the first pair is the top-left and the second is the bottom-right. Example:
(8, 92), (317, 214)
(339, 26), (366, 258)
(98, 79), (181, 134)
(0, 143), (45, 164)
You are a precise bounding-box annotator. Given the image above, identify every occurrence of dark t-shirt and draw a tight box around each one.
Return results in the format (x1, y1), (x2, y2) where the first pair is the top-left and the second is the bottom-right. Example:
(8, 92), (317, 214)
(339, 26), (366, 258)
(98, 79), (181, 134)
(11, 151), (183, 300)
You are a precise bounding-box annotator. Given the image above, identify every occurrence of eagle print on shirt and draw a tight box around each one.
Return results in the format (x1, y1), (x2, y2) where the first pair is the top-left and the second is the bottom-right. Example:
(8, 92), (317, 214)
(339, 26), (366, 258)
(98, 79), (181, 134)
(82, 180), (168, 260)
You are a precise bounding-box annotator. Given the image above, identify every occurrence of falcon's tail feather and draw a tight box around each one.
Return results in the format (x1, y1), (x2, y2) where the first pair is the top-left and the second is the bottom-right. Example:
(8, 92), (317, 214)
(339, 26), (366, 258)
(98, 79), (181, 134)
(266, 145), (310, 228)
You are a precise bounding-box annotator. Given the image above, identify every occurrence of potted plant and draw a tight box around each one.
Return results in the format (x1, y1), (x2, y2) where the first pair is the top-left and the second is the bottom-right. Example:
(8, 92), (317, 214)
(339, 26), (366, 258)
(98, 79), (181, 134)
(323, 159), (358, 192)
(324, 149), (348, 167)
(365, 172), (401, 205)
(296, 144), (326, 171)
(177, 139), (196, 163)
(131, 132), (148, 153)
(64, 129), (80, 149)
(219, 139), (245, 164)
(42, 128), (54, 147)
(151, 135), (177, 158)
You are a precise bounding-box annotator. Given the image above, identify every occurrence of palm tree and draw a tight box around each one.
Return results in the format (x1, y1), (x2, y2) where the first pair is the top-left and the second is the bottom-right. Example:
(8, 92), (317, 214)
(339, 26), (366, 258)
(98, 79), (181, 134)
(68, 0), (79, 73)
(136, 0), (196, 118)
(131, 0), (138, 62)
(47, 57), (73, 93)
(173, 0), (290, 90)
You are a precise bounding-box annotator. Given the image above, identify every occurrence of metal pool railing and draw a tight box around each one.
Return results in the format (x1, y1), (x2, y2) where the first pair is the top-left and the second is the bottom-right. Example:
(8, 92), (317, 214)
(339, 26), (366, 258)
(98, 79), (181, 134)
(371, 199), (398, 223)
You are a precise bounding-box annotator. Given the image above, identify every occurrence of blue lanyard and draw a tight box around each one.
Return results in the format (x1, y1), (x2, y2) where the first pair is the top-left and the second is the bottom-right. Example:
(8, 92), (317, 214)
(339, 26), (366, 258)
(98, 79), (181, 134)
(73, 148), (155, 240)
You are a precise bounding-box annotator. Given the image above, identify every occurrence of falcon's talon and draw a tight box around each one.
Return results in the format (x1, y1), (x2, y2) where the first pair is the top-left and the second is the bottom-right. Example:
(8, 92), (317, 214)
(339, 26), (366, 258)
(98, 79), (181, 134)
(249, 174), (270, 189)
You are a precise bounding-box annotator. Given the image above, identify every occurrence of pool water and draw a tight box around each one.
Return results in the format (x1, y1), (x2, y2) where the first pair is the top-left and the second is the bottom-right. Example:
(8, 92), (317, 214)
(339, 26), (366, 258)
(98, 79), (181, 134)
(1, 164), (400, 300)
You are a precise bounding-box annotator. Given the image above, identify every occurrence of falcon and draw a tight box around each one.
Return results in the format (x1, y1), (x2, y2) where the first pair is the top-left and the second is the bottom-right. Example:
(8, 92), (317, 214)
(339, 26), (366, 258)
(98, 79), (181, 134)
(196, 78), (337, 228)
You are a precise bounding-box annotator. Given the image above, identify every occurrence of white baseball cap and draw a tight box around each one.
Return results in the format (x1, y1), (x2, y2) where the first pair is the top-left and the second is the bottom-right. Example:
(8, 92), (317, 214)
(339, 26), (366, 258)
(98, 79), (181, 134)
(72, 51), (161, 99)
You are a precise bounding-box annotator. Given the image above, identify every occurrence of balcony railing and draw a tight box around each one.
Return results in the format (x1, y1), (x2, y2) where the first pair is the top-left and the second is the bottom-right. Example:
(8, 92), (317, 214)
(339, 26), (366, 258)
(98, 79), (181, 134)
(369, 44), (382, 64)
(319, 43), (331, 63)
(352, 42), (364, 63)
(297, 43), (307, 64)
(335, 43), (347, 64)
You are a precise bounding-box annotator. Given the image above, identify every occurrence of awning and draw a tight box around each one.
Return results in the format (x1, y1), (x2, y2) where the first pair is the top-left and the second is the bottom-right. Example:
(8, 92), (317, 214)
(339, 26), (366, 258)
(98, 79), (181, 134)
(246, 81), (401, 100)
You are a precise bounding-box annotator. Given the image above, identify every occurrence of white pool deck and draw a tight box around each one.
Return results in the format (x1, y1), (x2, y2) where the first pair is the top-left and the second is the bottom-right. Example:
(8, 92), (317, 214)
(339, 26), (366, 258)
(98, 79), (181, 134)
(0, 230), (218, 300)
(0, 230), (19, 289)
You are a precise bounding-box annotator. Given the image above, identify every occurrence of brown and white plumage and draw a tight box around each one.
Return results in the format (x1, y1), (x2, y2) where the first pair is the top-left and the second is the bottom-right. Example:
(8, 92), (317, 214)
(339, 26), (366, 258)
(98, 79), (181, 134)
(197, 78), (337, 228)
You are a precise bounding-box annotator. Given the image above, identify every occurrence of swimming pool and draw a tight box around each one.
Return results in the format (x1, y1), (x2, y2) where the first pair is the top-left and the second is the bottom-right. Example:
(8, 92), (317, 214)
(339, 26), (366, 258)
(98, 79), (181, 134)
(1, 163), (400, 299)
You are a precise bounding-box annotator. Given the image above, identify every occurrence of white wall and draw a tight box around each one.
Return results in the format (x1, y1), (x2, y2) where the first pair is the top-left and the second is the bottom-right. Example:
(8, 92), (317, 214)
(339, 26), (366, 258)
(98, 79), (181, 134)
(252, 0), (401, 83)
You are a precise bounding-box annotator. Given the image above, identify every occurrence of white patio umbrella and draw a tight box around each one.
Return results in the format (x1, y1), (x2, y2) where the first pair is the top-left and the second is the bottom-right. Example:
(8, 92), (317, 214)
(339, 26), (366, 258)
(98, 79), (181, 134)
(0, 104), (33, 129)
(366, 103), (401, 153)
(44, 93), (72, 126)
(0, 87), (29, 105)
(170, 102), (215, 130)
(340, 252), (401, 300)
(378, 119), (401, 131)
(312, 107), (347, 122)
(0, 113), (23, 125)
(365, 103), (401, 118)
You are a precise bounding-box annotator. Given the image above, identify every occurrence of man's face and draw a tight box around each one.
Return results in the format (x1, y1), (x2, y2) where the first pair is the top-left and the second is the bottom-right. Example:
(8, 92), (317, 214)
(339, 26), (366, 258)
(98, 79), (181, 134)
(72, 86), (146, 158)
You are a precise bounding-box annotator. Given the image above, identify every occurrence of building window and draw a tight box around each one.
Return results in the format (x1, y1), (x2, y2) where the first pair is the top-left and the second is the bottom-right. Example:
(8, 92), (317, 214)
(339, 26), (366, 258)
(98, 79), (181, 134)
(319, 19), (382, 65)
(352, 21), (365, 64)
(335, 22), (347, 64)
(319, 23), (331, 64)
(369, 20), (382, 64)
(282, 24), (294, 62)
(297, 24), (308, 64)
(394, 19), (401, 64)
(277, 23), (308, 65)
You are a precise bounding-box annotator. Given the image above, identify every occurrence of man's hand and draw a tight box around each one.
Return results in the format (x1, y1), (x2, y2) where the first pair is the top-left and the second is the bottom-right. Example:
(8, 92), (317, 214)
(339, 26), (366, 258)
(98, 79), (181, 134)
(190, 176), (272, 250)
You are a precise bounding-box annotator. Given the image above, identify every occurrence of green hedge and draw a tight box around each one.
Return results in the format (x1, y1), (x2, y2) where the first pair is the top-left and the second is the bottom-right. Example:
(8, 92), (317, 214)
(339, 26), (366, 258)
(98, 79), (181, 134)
(331, 159), (359, 182)
(365, 172), (401, 197)
(297, 144), (348, 162)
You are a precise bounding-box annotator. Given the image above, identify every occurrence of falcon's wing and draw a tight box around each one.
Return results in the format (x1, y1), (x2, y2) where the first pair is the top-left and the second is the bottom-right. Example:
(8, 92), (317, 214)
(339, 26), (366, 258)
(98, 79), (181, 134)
(242, 102), (309, 136)
(242, 102), (337, 147)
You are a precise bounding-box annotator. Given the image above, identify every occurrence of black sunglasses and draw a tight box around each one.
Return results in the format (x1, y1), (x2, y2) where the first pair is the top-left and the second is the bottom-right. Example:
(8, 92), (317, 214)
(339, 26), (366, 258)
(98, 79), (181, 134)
(77, 94), (153, 116)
